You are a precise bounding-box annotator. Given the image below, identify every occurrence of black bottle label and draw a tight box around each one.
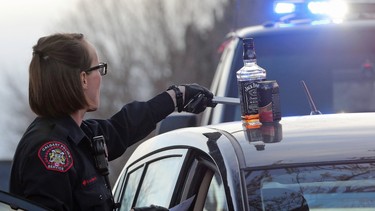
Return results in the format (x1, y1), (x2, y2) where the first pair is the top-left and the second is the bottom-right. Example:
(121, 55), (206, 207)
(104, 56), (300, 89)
(238, 80), (259, 116)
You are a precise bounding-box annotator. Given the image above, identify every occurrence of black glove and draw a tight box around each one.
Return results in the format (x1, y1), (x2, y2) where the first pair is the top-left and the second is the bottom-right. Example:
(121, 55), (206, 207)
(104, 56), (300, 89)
(182, 83), (215, 114)
(131, 205), (169, 211)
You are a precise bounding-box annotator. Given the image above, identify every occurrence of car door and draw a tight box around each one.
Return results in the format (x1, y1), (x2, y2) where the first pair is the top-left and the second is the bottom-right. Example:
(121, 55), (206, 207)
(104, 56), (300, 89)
(113, 148), (229, 211)
(0, 190), (50, 211)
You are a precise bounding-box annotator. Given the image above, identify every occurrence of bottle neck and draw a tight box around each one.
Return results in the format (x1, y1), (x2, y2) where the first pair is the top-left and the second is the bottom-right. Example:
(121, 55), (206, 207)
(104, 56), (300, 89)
(243, 58), (257, 65)
(242, 38), (257, 66)
(243, 48), (256, 60)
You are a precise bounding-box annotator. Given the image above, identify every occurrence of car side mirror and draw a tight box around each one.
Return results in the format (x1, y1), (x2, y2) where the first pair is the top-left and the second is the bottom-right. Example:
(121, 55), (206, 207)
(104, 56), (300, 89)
(157, 113), (198, 134)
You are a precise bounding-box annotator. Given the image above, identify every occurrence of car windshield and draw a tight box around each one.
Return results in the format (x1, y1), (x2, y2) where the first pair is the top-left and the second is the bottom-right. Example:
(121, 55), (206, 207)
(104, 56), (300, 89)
(245, 162), (375, 210)
(223, 22), (375, 121)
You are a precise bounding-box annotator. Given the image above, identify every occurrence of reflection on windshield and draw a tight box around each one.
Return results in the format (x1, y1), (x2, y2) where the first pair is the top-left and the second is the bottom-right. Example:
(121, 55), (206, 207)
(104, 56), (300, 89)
(245, 163), (375, 210)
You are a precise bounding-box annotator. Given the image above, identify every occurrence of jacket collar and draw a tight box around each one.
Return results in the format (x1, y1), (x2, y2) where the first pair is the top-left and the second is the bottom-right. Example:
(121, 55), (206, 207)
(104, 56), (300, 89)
(36, 115), (87, 145)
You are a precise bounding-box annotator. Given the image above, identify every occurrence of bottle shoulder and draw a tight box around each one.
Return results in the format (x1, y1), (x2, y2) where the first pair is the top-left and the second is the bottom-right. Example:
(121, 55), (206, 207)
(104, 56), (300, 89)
(236, 63), (266, 81)
(237, 64), (266, 73)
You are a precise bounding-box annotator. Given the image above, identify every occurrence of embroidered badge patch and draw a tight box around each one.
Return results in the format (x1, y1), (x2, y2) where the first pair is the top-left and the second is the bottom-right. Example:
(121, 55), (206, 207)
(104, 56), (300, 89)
(38, 141), (73, 173)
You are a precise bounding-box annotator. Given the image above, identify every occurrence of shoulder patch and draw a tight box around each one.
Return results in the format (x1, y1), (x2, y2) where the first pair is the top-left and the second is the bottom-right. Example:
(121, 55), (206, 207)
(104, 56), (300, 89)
(38, 141), (73, 173)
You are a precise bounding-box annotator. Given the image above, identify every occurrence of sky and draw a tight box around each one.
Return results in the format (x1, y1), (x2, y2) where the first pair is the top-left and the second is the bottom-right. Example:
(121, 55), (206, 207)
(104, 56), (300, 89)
(0, 0), (75, 73)
(0, 0), (76, 159)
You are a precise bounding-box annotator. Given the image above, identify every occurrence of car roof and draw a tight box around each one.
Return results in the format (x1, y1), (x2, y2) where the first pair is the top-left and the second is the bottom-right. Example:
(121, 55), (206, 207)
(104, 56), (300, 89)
(129, 113), (375, 170)
(212, 112), (375, 168)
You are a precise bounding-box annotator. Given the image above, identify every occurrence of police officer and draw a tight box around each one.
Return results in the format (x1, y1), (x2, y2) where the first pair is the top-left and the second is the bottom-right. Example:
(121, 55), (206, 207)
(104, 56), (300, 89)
(10, 33), (214, 211)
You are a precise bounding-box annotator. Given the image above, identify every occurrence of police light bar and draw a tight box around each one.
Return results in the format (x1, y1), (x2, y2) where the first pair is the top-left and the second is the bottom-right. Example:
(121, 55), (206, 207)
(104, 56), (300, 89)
(274, 0), (349, 20)
(308, 1), (348, 18)
(274, 2), (296, 14)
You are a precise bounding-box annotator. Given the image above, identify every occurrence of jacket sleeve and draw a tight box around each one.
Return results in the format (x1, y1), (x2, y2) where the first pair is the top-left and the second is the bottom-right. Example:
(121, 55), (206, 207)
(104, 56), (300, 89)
(11, 140), (76, 211)
(84, 92), (175, 160)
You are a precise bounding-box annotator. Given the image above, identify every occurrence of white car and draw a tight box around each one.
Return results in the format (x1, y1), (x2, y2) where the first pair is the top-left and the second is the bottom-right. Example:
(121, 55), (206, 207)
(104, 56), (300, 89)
(113, 112), (375, 210)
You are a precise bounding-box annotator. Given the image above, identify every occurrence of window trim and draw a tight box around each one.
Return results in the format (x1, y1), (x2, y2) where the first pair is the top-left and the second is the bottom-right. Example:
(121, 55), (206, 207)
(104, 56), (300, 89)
(115, 148), (188, 210)
(177, 150), (227, 210)
(115, 148), (229, 211)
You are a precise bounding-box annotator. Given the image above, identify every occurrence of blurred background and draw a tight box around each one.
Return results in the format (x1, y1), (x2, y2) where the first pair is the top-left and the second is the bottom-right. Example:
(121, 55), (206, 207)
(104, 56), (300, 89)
(0, 0), (274, 183)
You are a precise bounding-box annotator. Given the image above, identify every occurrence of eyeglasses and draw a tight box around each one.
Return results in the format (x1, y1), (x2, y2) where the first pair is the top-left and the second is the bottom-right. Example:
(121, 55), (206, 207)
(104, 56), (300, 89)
(85, 62), (108, 76)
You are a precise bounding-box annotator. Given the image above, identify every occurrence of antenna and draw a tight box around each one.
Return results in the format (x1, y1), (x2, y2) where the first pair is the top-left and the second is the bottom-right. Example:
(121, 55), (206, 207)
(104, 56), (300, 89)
(300, 80), (322, 115)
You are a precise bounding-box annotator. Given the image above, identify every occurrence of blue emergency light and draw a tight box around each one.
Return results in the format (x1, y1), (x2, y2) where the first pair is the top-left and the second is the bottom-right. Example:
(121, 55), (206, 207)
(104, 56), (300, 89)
(274, 0), (348, 21)
(274, 2), (296, 14)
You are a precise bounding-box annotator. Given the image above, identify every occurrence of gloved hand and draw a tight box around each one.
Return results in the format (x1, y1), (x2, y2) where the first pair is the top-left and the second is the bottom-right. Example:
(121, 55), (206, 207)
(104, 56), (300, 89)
(131, 204), (169, 211)
(182, 83), (215, 114)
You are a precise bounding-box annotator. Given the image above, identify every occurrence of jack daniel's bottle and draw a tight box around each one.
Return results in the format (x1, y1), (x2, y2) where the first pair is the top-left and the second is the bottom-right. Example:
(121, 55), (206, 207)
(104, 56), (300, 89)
(237, 38), (266, 128)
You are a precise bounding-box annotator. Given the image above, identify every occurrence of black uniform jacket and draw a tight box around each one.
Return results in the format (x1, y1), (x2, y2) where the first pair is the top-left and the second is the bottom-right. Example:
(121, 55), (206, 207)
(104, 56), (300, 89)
(10, 92), (175, 211)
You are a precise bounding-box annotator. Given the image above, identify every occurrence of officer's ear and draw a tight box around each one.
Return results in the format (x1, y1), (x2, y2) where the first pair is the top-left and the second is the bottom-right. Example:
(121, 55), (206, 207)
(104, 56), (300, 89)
(80, 71), (88, 89)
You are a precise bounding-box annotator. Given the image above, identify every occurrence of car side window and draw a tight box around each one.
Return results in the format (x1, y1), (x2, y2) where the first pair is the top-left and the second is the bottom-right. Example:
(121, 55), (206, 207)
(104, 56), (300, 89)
(185, 156), (229, 211)
(116, 149), (229, 211)
(118, 150), (187, 211)
(135, 156), (182, 207)
(204, 172), (228, 211)
(119, 166), (144, 211)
